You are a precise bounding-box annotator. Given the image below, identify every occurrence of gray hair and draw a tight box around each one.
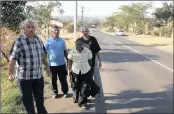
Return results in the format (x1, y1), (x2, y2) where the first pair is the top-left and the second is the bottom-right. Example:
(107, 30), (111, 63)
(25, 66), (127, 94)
(80, 26), (89, 31)
(20, 20), (36, 29)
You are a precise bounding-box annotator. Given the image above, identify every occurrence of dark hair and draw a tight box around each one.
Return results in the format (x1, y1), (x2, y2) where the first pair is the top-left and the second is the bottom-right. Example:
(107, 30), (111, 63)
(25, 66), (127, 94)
(52, 25), (59, 29)
(75, 38), (83, 45)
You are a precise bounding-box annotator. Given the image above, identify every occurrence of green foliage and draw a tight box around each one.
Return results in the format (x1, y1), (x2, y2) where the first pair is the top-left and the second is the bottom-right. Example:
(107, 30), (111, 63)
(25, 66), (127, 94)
(1, 64), (24, 113)
(101, 2), (152, 34)
(153, 2), (173, 24)
(151, 30), (159, 36)
(1, 1), (27, 33)
(64, 23), (74, 31)
(135, 28), (143, 35)
(26, 1), (64, 36)
(106, 29), (115, 32)
(101, 1), (173, 37)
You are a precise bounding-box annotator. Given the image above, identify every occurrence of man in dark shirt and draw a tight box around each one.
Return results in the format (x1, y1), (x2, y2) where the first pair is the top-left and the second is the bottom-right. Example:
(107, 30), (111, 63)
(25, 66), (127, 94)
(78, 26), (102, 79)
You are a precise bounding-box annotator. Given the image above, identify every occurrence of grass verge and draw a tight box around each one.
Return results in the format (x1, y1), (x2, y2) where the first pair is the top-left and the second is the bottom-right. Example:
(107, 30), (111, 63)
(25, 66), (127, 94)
(1, 37), (75, 113)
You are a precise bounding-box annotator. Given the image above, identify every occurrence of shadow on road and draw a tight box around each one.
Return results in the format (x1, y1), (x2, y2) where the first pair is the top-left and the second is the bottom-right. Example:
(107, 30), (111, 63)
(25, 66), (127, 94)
(104, 84), (173, 113)
(100, 49), (160, 63)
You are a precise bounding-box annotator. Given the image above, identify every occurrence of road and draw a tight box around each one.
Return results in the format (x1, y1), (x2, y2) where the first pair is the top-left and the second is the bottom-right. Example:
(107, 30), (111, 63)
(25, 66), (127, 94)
(45, 31), (173, 113)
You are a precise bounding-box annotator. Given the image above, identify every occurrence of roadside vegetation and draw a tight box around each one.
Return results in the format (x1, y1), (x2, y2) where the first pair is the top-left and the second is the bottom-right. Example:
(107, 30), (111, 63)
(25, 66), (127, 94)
(0, 1), (74, 113)
(101, 2), (173, 38)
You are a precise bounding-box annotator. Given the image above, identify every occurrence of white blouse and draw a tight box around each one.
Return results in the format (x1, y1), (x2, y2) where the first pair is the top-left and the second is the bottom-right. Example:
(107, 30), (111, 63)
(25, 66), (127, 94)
(68, 47), (92, 74)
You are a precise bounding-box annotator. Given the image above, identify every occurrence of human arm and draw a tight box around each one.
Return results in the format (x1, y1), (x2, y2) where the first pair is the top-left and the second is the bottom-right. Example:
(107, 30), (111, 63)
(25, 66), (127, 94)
(8, 40), (20, 82)
(8, 60), (16, 82)
(67, 59), (73, 77)
(93, 37), (102, 68)
(42, 53), (51, 77)
(96, 52), (102, 69)
(67, 50), (73, 79)
(88, 49), (93, 67)
(42, 40), (51, 77)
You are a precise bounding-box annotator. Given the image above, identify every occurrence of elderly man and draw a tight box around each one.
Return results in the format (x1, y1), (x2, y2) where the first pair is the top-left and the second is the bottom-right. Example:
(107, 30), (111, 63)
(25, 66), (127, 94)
(8, 20), (50, 114)
(78, 26), (102, 79)
(44, 25), (69, 98)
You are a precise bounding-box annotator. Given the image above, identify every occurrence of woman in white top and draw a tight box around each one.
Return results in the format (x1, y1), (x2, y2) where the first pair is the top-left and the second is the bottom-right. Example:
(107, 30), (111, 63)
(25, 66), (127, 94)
(67, 39), (92, 109)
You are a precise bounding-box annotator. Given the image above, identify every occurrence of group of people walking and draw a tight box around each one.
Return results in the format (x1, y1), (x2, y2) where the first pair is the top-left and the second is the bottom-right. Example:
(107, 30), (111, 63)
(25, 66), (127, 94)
(8, 20), (102, 114)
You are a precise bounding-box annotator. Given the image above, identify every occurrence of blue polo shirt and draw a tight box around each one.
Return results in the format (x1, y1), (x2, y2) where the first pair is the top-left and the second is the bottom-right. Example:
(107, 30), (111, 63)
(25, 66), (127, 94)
(44, 37), (66, 66)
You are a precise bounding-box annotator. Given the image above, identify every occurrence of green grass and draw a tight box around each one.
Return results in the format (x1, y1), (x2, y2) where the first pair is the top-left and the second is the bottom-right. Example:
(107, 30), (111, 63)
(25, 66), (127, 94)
(1, 40), (74, 113)
(1, 64), (52, 113)
(105, 29), (115, 32)
(1, 63), (25, 113)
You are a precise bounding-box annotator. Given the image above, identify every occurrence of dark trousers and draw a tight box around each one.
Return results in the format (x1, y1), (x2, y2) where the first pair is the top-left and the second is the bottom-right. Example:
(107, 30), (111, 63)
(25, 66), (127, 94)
(90, 67), (95, 80)
(17, 76), (47, 114)
(71, 71), (91, 105)
(50, 65), (68, 95)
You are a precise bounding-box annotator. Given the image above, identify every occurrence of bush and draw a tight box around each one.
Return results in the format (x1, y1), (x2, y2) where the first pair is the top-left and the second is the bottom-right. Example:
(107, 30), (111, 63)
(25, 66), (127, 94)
(135, 29), (143, 35)
(64, 23), (74, 32)
(157, 26), (172, 37)
(147, 31), (151, 35)
(105, 29), (115, 32)
(151, 30), (159, 36)
(159, 27), (166, 36)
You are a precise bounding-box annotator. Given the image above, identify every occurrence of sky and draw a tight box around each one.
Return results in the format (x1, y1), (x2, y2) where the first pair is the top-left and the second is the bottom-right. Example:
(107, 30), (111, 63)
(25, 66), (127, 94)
(51, 1), (173, 17)
(28, 1), (173, 17)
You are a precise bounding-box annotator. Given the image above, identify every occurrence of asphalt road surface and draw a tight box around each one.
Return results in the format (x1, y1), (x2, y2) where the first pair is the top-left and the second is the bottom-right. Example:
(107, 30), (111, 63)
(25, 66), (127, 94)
(45, 31), (173, 113)
(92, 31), (173, 113)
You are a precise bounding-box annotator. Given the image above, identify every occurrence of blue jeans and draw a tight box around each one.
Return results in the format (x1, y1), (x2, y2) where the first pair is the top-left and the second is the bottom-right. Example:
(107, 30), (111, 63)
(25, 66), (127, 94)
(17, 76), (47, 114)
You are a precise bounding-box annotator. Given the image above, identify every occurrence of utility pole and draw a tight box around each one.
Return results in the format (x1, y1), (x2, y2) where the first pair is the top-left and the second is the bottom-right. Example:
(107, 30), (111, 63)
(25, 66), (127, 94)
(86, 17), (87, 25)
(81, 5), (84, 22)
(74, 1), (78, 38)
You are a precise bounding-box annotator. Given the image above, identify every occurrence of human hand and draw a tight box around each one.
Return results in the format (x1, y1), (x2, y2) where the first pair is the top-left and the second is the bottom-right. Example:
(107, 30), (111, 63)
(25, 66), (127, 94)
(8, 74), (15, 82)
(45, 67), (52, 78)
(98, 61), (102, 69)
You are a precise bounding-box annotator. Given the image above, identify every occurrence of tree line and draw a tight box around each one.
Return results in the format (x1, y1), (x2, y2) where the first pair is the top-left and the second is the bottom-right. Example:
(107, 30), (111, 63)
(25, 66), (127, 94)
(101, 2), (173, 38)
(0, 1), (64, 64)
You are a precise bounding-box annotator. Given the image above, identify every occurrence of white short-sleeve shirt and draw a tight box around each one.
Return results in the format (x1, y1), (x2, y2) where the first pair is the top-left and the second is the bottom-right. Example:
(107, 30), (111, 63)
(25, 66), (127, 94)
(68, 47), (92, 74)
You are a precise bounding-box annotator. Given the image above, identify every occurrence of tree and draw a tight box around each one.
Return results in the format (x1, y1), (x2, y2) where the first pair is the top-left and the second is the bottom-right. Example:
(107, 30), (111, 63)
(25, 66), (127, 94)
(153, 2), (173, 24)
(153, 2), (173, 37)
(113, 2), (152, 34)
(0, 1), (27, 62)
(1, 1), (27, 33)
(26, 1), (64, 37)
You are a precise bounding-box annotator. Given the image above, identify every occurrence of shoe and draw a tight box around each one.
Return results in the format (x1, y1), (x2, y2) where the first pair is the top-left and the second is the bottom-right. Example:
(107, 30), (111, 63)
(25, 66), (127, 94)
(63, 94), (68, 98)
(52, 94), (58, 99)
(73, 99), (78, 103)
(81, 104), (87, 109)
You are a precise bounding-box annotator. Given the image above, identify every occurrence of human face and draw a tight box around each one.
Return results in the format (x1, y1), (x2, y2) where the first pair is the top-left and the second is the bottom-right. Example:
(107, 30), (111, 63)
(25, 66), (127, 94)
(24, 22), (36, 38)
(81, 29), (89, 38)
(76, 41), (83, 52)
(51, 28), (60, 38)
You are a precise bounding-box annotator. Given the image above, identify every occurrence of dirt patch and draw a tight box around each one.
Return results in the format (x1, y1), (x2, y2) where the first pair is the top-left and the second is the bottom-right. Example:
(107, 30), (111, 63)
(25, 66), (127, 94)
(103, 30), (173, 54)
(128, 34), (173, 54)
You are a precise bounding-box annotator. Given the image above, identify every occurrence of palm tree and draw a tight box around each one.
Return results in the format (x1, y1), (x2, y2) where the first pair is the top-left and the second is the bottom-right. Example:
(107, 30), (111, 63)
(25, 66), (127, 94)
(153, 2), (173, 25)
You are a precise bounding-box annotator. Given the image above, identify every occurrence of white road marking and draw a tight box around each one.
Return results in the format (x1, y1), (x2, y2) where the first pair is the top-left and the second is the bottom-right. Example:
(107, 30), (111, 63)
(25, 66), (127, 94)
(104, 35), (173, 72)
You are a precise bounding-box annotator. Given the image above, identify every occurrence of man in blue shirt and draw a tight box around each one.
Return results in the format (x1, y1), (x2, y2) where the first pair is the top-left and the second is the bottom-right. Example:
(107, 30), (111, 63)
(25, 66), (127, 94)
(44, 25), (68, 98)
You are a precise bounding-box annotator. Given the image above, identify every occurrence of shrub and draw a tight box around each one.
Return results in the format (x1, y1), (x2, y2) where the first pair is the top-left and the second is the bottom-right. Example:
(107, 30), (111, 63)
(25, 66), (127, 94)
(64, 23), (74, 32)
(151, 30), (159, 36)
(106, 29), (115, 32)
